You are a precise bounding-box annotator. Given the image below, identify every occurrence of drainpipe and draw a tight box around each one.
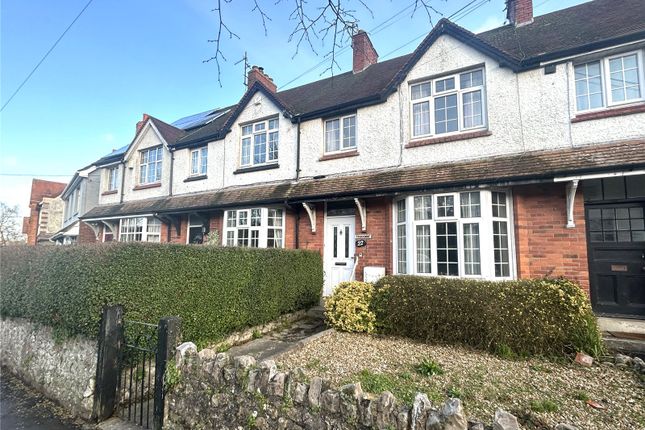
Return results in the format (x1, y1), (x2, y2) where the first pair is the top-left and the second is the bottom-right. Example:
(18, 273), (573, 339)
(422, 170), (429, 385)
(295, 207), (300, 249)
(295, 117), (302, 180)
(119, 161), (126, 204)
(169, 148), (174, 196)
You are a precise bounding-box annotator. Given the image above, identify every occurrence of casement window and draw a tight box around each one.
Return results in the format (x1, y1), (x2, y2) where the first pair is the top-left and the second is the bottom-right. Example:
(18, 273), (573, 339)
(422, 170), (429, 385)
(324, 114), (356, 153)
(410, 68), (486, 138)
(119, 217), (161, 242)
(394, 190), (513, 279)
(106, 166), (119, 191)
(574, 50), (644, 111)
(190, 147), (208, 176)
(240, 118), (279, 167)
(187, 215), (206, 244)
(139, 147), (163, 184)
(223, 208), (284, 248)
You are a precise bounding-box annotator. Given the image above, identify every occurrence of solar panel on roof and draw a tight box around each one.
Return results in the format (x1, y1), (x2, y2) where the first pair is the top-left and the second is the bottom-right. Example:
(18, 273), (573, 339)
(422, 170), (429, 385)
(172, 107), (230, 130)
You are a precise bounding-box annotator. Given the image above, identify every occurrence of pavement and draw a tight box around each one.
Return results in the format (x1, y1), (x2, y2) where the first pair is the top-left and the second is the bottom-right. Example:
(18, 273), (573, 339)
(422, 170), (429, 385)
(0, 370), (91, 430)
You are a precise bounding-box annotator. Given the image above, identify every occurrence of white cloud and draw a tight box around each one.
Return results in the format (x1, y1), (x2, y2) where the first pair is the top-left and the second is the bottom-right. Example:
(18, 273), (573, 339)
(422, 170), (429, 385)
(101, 133), (115, 143)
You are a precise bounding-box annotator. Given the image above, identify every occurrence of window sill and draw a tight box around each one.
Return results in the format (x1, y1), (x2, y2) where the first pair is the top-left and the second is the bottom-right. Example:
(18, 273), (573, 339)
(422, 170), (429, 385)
(184, 174), (207, 183)
(406, 129), (492, 148)
(233, 163), (279, 175)
(571, 103), (645, 123)
(101, 190), (118, 196)
(319, 150), (359, 161)
(133, 183), (161, 191)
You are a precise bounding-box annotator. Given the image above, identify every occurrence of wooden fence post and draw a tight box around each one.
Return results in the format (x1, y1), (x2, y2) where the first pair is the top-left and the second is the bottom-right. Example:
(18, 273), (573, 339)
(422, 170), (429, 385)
(93, 305), (124, 421)
(153, 316), (181, 430)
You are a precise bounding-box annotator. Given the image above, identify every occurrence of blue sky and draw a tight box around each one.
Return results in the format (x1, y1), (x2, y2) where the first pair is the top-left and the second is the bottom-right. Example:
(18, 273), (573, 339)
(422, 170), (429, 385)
(0, 0), (588, 216)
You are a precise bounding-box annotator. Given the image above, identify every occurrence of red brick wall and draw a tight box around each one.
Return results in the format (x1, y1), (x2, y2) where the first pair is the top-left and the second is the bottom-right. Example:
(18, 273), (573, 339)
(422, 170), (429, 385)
(353, 197), (393, 281)
(78, 221), (98, 244)
(513, 183), (589, 294)
(296, 203), (325, 254)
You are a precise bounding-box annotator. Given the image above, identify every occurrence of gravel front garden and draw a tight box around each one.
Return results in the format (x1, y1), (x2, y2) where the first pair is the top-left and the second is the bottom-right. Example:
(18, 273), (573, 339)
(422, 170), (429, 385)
(277, 331), (645, 430)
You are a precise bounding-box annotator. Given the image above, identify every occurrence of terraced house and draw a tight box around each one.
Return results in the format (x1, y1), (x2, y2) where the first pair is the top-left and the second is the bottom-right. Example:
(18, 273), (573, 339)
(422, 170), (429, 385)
(66, 0), (645, 317)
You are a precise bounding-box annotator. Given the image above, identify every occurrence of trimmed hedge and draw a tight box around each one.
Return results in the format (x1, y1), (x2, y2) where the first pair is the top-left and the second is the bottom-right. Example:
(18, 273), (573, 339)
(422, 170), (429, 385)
(0, 243), (322, 347)
(325, 281), (376, 333)
(372, 276), (603, 358)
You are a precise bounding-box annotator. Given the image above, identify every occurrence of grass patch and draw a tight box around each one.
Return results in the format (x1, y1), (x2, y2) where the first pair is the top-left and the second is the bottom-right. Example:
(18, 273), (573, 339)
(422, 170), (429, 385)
(414, 358), (444, 377)
(305, 358), (328, 373)
(529, 399), (560, 413)
(573, 390), (590, 401)
(353, 369), (422, 405)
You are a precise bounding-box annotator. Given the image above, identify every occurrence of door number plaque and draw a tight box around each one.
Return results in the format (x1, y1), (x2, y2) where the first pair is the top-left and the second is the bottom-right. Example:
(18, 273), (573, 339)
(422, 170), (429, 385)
(610, 264), (628, 272)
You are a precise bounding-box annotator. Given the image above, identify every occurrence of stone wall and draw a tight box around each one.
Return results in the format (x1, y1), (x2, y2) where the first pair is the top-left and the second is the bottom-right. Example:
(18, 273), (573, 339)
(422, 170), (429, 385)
(0, 317), (97, 420)
(165, 348), (518, 430)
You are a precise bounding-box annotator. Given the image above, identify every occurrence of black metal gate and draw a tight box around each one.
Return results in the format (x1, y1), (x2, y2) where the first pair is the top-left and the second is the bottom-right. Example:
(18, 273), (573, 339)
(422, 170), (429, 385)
(94, 306), (181, 430)
(116, 320), (159, 428)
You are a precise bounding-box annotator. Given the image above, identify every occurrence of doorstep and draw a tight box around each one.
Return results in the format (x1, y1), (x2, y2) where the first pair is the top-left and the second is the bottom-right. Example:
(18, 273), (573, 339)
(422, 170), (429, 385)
(597, 316), (645, 357)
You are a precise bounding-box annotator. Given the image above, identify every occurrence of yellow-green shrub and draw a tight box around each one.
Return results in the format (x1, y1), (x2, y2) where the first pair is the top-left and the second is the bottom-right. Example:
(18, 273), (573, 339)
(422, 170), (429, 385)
(373, 276), (604, 358)
(325, 281), (376, 333)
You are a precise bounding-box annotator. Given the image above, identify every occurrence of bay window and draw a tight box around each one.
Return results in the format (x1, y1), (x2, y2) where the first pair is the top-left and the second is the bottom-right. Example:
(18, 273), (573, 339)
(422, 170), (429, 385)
(574, 50), (644, 112)
(325, 114), (356, 153)
(119, 217), (161, 242)
(139, 147), (163, 184)
(394, 190), (513, 279)
(240, 118), (279, 167)
(223, 208), (284, 248)
(411, 68), (486, 138)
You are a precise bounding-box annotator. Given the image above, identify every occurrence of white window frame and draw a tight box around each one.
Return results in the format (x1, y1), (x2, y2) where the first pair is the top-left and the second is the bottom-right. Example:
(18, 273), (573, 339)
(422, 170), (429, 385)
(409, 67), (487, 139)
(118, 216), (161, 242)
(138, 146), (163, 185)
(189, 146), (208, 177)
(392, 189), (515, 280)
(106, 166), (119, 191)
(240, 117), (279, 168)
(222, 207), (285, 248)
(574, 49), (645, 113)
(324, 114), (357, 154)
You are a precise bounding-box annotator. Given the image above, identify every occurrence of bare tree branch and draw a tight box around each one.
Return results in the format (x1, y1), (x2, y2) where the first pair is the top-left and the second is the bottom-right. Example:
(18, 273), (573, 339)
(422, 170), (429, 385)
(252, 0), (271, 36)
(204, 0), (241, 87)
(0, 202), (24, 246)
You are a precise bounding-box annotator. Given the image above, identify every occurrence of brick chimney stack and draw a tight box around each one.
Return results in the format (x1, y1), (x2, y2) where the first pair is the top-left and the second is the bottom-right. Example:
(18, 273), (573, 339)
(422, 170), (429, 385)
(352, 30), (378, 73)
(136, 113), (150, 134)
(247, 66), (277, 92)
(506, 0), (533, 26)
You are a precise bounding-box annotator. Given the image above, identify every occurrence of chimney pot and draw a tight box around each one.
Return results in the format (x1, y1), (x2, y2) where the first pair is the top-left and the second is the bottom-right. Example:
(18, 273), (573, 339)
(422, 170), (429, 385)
(506, 0), (533, 26)
(352, 29), (378, 73)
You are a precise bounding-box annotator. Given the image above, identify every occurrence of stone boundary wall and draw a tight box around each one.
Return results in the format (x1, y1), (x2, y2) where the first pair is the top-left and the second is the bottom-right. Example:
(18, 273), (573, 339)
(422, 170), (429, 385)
(0, 317), (97, 420)
(165, 347), (521, 430)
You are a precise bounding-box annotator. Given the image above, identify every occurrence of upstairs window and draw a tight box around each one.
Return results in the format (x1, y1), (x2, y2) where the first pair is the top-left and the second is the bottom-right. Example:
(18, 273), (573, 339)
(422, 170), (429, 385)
(325, 114), (356, 153)
(411, 68), (486, 138)
(107, 166), (119, 191)
(575, 51), (644, 111)
(190, 147), (208, 176)
(139, 147), (163, 184)
(241, 118), (279, 167)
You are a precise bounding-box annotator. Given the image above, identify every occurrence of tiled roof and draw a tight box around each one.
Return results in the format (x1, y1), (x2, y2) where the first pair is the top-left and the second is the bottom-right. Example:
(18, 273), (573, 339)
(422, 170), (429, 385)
(478, 0), (645, 62)
(82, 140), (645, 219)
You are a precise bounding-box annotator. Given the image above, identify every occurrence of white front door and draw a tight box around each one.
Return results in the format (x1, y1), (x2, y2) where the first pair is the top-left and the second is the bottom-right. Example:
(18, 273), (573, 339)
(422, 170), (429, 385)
(324, 216), (356, 296)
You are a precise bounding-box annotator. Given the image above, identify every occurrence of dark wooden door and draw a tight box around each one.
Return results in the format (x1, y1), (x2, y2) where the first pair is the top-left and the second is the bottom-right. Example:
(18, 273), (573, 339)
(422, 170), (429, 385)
(586, 203), (645, 317)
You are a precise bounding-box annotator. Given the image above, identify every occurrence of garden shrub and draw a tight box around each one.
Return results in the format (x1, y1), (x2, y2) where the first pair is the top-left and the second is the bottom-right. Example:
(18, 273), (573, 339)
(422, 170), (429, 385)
(373, 275), (603, 358)
(325, 281), (376, 333)
(0, 243), (322, 347)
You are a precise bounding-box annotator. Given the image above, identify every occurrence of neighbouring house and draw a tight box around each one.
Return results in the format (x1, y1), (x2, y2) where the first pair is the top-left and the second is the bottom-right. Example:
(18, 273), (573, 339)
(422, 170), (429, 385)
(74, 0), (643, 317)
(23, 179), (66, 245)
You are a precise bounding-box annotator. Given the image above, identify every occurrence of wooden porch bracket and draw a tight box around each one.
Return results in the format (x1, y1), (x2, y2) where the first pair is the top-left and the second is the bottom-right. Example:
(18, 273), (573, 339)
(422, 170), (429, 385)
(100, 220), (118, 235)
(155, 214), (181, 236)
(302, 203), (316, 233)
(85, 221), (102, 241)
(565, 179), (579, 229)
(354, 198), (367, 232)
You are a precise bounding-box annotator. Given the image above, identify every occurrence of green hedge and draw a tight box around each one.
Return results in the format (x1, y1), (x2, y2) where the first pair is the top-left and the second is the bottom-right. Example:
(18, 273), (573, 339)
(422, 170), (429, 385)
(0, 243), (322, 347)
(373, 276), (603, 358)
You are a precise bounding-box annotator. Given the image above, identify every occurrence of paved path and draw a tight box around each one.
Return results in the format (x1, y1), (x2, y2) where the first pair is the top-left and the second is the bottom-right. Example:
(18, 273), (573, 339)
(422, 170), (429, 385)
(0, 371), (90, 430)
(227, 307), (327, 361)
